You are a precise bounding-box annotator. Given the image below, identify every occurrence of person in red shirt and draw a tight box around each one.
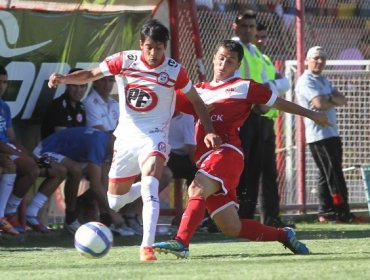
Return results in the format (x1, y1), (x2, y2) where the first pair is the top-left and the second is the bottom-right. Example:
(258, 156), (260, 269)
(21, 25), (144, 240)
(153, 40), (331, 258)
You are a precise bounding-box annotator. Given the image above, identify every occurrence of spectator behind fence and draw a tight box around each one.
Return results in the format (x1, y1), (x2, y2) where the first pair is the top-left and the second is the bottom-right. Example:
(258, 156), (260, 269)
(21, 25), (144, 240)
(152, 40), (331, 259)
(295, 46), (369, 224)
(47, 19), (220, 261)
(231, 10), (284, 224)
(33, 127), (124, 233)
(0, 65), (40, 234)
(248, 22), (295, 228)
(337, 32), (370, 69)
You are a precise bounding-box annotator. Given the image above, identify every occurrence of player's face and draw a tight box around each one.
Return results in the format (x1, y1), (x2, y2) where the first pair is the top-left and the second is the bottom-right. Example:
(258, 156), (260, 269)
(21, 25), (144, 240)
(140, 37), (166, 67)
(0, 74), (8, 98)
(307, 55), (326, 74)
(255, 30), (267, 52)
(213, 47), (241, 82)
(233, 18), (256, 44)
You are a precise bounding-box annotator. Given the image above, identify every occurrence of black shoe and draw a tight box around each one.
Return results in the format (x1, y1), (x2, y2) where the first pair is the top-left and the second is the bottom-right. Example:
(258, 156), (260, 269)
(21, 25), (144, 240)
(264, 216), (296, 229)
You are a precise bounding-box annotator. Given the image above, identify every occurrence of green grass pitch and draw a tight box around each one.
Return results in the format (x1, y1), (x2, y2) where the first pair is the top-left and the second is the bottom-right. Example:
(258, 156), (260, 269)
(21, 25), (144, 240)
(1, 223), (370, 280)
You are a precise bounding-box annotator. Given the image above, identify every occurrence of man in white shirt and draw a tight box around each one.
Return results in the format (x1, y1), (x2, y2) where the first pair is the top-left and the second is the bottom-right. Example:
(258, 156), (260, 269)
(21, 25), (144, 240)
(84, 76), (119, 133)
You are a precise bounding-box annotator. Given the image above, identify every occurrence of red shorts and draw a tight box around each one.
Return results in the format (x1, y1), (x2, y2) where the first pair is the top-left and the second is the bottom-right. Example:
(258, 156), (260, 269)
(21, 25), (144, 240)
(196, 145), (244, 217)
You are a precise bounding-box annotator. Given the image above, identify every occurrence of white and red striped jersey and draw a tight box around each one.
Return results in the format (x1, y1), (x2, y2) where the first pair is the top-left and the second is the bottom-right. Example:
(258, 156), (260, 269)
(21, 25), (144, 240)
(99, 50), (192, 137)
(176, 75), (277, 161)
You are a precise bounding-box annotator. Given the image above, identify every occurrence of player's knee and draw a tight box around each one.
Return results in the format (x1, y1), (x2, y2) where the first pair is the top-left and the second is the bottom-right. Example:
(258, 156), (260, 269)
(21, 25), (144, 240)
(107, 192), (127, 211)
(218, 223), (240, 237)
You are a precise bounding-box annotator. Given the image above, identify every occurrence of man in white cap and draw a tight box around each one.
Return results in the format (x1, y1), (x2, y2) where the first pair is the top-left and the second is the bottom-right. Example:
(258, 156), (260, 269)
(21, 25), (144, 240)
(295, 46), (368, 224)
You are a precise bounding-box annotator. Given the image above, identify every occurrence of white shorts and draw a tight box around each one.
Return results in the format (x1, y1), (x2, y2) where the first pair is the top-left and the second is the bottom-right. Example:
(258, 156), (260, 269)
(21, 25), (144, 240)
(108, 132), (170, 182)
(33, 144), (66, 163)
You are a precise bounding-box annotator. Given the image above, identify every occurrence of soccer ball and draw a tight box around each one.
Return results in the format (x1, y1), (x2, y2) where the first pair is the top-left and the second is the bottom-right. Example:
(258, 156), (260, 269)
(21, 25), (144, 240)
(74, 222), (113, 258)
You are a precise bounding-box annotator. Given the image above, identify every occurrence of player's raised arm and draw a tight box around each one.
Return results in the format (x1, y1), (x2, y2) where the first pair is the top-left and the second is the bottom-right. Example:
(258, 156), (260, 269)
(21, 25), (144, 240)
(272, 97), (332, 127)
(48, 67), (104, 88)
(185, 87), (222, 149)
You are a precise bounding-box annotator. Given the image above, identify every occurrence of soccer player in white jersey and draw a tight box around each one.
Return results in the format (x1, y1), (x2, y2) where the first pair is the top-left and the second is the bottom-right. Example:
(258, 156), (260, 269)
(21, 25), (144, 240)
(153, 40), (332, 258)
(48, 19), (221, 261)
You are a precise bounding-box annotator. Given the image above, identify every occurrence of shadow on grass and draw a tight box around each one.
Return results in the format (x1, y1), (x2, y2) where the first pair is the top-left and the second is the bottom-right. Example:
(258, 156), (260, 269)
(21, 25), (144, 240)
(1, 224), (370, 250)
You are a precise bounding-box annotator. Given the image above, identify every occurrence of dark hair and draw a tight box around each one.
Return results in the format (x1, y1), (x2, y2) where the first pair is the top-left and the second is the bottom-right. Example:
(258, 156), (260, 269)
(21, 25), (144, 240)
(0, 65), (7, 76)
(140, 19), (169, 44)
(235, 9), (257, 24)
(257, 22), (267, 32)
(215, 40), (244, 63)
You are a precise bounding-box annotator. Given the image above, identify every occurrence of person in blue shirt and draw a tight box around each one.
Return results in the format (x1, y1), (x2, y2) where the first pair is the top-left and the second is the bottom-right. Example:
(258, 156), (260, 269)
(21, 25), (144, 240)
(33, 127), (124, 232)
(0, 65), (40, 234)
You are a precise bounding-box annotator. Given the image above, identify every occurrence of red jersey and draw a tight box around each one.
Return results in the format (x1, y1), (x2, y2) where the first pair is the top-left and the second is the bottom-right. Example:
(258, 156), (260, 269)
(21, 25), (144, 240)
(176, 76), (277, 162)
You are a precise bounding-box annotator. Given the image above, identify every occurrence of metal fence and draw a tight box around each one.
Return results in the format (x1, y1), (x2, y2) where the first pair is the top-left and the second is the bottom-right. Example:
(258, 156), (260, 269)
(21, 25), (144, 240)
(177, 0), (370, 212)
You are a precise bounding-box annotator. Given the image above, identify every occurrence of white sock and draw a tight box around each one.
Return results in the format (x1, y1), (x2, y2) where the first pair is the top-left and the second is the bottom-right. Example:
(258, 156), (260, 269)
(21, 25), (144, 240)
(107, 182), (142, 211)
(140, 176), (159, 247)
(26, 192), (48, 217)
(5, 193), (23, 215)
(0, 174), (16, 217)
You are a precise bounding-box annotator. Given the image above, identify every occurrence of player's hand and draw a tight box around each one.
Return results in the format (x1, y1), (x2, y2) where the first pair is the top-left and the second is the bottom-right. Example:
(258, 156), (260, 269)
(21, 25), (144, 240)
(206, 104), (216, 113)
(204, 133), (222, 149)
(48, 72), (63, 88)
(312, 112), (332, 127)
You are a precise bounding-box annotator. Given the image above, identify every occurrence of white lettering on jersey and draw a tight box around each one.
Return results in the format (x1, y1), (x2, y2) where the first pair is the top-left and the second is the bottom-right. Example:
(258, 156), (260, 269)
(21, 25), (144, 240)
(211, 114), (224, 121)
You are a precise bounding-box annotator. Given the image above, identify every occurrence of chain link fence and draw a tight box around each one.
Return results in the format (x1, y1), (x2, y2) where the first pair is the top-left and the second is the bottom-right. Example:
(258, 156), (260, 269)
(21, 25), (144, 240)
(177, 0), (370, 212)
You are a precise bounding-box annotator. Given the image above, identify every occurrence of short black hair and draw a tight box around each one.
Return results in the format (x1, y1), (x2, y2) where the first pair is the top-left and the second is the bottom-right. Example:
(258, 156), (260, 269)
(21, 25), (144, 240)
(140, 19), (169, 44)
(215, 40), (244, 63)
(0, 65), (7, 76)
(235, 9), (257, 24)
(257, 22), (267, 32)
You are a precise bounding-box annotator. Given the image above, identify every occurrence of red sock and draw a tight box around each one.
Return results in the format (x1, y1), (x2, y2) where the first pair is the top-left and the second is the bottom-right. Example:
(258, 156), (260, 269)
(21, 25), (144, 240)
(175, 197), (206, 247)
(238, 219), (288, 243)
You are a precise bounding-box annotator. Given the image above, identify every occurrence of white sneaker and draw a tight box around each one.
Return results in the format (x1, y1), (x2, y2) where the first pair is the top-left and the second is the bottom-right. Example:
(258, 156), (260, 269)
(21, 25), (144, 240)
(64, 219), (81, 235)
(110, 224), (135, 236)
(125, 215), (143, 236)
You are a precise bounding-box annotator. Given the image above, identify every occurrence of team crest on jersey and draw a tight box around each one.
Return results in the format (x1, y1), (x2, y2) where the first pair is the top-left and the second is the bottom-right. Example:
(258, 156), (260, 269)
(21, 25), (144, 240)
(126, 84), (158, 112)
(157, 72), (169, 85)
(76, 113), (84, 123)
(158, 142), (166, 153)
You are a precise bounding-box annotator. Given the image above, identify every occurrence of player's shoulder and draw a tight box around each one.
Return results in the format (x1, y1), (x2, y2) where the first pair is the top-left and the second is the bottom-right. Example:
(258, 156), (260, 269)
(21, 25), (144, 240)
(164, 56), (181, 69)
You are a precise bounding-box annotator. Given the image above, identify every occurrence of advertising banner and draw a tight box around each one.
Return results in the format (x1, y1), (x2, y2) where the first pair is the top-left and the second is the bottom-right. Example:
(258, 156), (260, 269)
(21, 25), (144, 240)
(0, 9), (151, 121)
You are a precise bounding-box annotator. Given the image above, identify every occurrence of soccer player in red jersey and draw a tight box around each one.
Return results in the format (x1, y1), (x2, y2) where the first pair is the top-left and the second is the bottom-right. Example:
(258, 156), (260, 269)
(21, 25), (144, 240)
(153, 40), (331, 258)
(48, 19), (221, 261)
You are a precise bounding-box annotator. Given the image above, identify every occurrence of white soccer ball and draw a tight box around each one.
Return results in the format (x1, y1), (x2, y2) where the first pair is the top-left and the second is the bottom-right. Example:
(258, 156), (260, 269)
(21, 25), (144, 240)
(74, 222), (113, 258)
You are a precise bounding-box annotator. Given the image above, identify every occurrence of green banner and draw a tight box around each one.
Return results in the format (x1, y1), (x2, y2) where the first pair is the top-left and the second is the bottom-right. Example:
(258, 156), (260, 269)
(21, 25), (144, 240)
(0, 9), (151, 121)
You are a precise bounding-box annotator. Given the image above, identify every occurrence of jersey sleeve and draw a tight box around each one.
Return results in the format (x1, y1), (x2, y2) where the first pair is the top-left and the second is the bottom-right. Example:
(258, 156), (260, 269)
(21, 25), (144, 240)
(175, 90), (197, 116)
(174, 67), (192, 93)
(247, 80), (277, 106)
(99, 51), (124, 76)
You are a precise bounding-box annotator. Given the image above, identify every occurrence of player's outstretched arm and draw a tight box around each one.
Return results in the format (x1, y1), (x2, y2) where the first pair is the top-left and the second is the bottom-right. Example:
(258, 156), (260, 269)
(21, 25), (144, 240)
(185, 87), (222, 149)
(273, 97), (332, 127)
(48, 67), (104, 88)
